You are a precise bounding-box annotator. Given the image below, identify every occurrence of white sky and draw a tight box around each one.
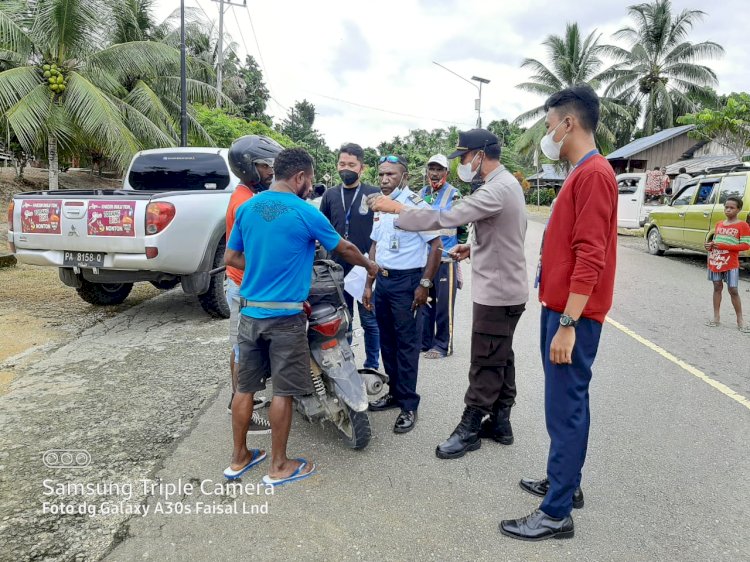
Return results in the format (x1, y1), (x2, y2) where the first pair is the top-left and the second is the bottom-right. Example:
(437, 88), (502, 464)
(155, 0), (750, 149)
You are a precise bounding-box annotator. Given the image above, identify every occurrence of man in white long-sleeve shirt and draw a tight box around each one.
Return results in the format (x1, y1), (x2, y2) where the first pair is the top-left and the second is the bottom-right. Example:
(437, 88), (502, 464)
(369, 129), (528, 460)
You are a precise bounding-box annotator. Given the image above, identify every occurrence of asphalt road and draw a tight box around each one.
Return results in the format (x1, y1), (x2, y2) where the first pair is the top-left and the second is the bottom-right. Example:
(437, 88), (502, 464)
(2, 220), (748, 561)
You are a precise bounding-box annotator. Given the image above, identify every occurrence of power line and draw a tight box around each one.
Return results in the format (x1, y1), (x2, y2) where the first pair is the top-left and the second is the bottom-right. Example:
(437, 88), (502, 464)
(304, 91), (476, 127)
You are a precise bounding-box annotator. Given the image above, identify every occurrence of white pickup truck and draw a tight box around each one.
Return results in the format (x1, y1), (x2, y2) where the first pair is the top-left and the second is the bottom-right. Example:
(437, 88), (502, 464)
(616, 172), (665, 229)
(7, 148), (240, 318)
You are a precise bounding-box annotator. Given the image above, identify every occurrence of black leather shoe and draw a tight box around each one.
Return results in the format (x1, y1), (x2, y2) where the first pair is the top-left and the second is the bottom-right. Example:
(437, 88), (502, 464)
(369, 394), (399, 412)
(478, 404), (513, 445)
(519, 477), (584, 509)
(393, 410), (417, 433)
(435, 406), (484, 459)
(499, 509), (574, 541)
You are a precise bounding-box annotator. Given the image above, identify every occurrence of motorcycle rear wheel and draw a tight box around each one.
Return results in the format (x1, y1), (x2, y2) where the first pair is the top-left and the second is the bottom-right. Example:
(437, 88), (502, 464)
(337, 405), (371, 450)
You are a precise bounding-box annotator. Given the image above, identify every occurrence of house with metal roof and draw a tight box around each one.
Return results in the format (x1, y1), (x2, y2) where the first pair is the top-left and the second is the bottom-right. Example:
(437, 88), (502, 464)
(606, 125), (697, 174)
(527, 164), (567, 188)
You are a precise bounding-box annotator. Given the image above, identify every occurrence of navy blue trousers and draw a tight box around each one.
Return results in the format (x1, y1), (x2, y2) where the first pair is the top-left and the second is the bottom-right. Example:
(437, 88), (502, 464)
(421, 261), (458, 355)
(343, 291), (380, 370)
(373, 270), (423, 411)
(539, 307), (602, 518)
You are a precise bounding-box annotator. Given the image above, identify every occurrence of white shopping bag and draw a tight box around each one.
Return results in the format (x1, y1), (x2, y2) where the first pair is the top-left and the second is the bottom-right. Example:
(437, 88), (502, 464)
(344, 265), (368, 303)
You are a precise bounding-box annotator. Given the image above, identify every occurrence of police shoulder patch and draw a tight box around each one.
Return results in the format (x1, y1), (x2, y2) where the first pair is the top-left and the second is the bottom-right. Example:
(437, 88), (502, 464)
(408, 193), (424, 205)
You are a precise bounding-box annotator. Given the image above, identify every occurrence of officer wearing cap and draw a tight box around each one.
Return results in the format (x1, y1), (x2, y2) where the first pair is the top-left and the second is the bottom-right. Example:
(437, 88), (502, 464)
(418, 154), (466, 359)
(363, 155), (443, 434)
(369, 130), (528, 457)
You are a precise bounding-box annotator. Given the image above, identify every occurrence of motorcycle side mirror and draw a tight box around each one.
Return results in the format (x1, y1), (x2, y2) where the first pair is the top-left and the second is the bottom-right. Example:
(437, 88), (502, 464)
(313, 183), (327, 198)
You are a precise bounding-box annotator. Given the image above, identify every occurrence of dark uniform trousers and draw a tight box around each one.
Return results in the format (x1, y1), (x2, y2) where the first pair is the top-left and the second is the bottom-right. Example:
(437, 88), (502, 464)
(539, 307), (602, 518)
(422, 261), (458, 355)
(373, 268), (423, 412)
(464, 302), (526, 413)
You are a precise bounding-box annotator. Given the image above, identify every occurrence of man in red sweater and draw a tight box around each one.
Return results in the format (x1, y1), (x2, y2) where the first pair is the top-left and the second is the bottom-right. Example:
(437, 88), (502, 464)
(500, 84), (618, 541)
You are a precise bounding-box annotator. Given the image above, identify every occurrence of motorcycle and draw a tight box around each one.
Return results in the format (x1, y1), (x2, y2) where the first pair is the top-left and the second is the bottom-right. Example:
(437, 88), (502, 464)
(294, 259), (388, 449)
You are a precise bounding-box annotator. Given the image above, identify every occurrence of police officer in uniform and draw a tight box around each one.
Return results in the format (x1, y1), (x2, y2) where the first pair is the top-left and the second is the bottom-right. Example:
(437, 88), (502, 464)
(418, 154), (466, 359)
(363, 155), (443, 434)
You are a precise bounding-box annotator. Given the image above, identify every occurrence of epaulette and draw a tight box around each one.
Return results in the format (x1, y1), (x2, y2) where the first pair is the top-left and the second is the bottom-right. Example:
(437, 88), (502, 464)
(408, 193), (424, 205)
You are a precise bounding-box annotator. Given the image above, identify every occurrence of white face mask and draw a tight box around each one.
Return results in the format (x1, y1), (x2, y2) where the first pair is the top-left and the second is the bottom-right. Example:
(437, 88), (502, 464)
(540, 120), (568, 161)
(458, 152), (481, 182)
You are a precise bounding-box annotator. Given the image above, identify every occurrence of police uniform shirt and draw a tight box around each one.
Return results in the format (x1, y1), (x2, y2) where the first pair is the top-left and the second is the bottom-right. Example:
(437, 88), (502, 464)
(371, 187), (439, 270)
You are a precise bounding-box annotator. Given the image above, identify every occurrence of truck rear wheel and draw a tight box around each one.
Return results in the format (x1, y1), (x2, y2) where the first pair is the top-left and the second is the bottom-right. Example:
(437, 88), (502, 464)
(76, 280), (133, 306)
(197, 241), (230, 318)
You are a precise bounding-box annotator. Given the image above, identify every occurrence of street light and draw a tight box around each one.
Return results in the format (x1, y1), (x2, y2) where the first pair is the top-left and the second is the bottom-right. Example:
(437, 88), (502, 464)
(471, 76), (490, 128)
(432, 62), (490, 128)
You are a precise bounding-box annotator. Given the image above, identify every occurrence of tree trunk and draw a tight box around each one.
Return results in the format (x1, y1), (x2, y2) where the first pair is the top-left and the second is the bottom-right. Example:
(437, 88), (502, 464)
(48, 135), (59, 190)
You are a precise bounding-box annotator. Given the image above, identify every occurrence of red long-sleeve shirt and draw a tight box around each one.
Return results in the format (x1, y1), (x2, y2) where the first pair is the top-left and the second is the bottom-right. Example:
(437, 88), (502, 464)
(539, 154), (618, 323)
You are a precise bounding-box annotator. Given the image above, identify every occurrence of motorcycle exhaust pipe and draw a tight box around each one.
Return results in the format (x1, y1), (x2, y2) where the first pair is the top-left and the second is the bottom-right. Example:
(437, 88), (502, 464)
(361, 372), (384, 395)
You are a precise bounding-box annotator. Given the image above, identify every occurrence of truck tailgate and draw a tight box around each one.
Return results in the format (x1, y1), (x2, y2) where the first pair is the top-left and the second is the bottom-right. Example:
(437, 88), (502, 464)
(11, 191), (152, 255)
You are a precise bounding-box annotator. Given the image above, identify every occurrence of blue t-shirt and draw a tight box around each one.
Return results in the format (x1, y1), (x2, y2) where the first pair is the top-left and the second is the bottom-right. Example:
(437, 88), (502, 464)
(227, 191), (342, 318)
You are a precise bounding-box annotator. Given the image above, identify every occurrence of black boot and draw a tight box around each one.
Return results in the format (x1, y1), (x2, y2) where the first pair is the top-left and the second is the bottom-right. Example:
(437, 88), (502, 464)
(479, 404), (514, 445)
(435, 406), (484, 459)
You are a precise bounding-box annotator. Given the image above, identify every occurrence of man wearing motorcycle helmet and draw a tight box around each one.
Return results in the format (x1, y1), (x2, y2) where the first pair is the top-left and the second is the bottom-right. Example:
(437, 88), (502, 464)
(225, 135), (283, 433)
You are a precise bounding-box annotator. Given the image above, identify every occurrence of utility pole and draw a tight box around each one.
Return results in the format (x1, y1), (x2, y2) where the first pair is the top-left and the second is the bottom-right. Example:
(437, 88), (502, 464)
(180, 0), (187, 146)
(471, 76), (490, 128)
(211, 0), (246, 108)
(432, 62), (491, 129)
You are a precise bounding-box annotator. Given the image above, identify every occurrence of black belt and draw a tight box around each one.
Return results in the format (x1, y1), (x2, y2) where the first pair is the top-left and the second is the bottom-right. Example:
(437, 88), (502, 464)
(378, 267), (423, 278)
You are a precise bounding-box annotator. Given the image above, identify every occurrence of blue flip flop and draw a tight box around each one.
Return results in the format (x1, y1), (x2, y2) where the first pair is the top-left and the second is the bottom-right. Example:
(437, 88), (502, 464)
(223, 449), (267, 480)
(262, 458), (317, 488)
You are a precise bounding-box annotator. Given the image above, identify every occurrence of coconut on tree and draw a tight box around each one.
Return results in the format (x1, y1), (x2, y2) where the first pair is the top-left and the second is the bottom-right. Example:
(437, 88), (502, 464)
(0, 0), (230, 189)
(600, 0), (724, 136)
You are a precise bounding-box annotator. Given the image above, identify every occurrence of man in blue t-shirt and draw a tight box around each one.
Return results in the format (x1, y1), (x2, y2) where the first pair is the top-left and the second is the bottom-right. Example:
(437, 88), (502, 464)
(224, 148), (379, 486)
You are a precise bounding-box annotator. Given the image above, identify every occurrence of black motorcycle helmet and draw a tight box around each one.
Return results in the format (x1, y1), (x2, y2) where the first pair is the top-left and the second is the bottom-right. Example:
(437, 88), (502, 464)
(228, 135), (283, 191)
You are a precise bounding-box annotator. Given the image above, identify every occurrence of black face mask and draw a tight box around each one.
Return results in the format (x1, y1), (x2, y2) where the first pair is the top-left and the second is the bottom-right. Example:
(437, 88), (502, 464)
(339, 169), (359, 186)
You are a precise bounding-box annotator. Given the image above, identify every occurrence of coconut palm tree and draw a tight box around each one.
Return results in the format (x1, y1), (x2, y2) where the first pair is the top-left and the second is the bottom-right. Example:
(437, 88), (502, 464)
(0, 0), (230, 189)
(513, 23), (634, 156)
(601, 0), (724, 136)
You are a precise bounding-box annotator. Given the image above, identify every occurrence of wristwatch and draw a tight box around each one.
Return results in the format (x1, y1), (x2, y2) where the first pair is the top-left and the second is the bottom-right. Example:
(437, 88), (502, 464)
(559, 314), (579, 328)
(419, 278), (433, 289)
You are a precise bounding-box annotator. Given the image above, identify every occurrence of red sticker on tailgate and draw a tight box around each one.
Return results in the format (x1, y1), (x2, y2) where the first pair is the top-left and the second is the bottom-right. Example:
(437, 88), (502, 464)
(20, 200), (62, 234)
(87, 201), (136, 237)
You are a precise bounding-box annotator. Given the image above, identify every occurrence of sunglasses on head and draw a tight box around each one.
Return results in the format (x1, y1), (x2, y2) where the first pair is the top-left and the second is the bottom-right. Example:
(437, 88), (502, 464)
(379, 155), (408, 167)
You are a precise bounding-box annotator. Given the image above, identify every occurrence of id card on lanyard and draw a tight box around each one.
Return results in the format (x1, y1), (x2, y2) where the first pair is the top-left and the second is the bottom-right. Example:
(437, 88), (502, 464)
(534, 149), (599, 289)
(340, 186), (361, 239)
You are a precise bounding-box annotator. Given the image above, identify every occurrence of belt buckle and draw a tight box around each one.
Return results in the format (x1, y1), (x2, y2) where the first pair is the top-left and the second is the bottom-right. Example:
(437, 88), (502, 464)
(382, 269), (389, 278)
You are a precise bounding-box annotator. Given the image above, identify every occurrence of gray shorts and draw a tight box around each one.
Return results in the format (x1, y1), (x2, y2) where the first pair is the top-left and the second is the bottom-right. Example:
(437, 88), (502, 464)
(237, 312), (314, 396)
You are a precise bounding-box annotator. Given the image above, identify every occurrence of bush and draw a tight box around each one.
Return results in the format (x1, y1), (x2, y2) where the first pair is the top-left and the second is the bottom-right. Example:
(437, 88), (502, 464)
(525, 187), (556, 206)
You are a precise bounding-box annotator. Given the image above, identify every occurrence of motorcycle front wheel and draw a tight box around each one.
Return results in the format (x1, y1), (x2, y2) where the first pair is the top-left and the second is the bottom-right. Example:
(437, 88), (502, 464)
(337, 405), (372, 450)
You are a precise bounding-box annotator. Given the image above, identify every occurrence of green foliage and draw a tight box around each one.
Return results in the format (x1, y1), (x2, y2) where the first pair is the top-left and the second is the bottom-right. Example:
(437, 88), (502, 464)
(237, 55), (270, 124)
(525, 187), (556, 206)
(678, 92), (750, 161)
(601, 0), (724, 135)
(192, 105), (293, 149)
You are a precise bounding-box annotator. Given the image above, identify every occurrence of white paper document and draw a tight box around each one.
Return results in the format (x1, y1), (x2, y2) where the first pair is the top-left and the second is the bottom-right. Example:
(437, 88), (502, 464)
(344, 265), (368, 303)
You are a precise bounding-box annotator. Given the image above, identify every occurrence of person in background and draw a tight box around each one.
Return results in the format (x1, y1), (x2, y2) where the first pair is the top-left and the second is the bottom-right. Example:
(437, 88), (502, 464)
(319, 143), (381, 370)
(500, 84), (618, 541)
(418, 154), (466, 359)
(705, 196), (750, 332)
(660, 166), (670, 201)
(363, 155), (442, 434)
(225, 135), (282, 433)
(671, 167), (691, 196)
(644, 166), (663, 203)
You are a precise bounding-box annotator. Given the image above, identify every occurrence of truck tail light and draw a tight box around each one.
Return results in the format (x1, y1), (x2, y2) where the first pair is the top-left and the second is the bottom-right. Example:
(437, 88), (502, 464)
(145, 202), (175, 235)
(146, 247), (158, 259)
(311, 317), (342, 338)
(7, 200), (14, 230)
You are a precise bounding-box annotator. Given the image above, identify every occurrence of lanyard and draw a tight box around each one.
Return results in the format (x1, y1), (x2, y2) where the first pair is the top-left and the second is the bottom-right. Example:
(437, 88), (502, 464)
(340, 185), (360, 239)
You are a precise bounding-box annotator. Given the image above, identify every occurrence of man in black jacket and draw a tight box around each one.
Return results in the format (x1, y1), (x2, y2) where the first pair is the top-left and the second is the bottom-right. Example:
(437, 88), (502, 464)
(319, 143), (381, 370)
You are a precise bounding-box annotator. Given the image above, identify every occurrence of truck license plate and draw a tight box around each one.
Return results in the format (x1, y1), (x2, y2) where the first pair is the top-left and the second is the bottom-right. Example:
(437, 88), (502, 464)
(63, 251), (106, 268)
